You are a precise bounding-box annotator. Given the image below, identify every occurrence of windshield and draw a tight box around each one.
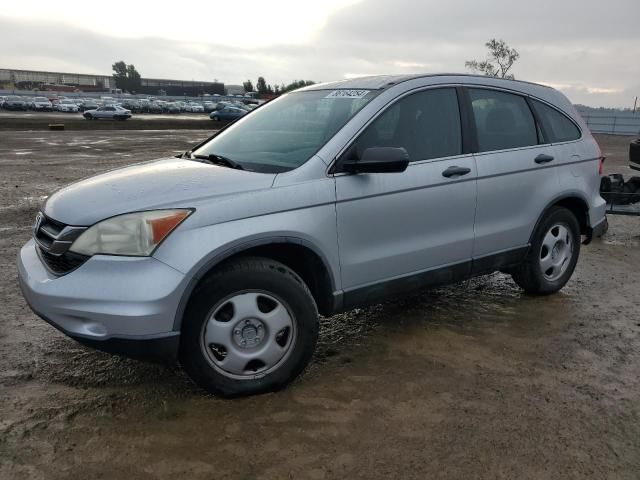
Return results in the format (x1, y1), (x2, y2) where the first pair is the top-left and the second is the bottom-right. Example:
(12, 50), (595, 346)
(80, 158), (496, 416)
(34, 97), (48, 102)
(192, 89), (379, 173)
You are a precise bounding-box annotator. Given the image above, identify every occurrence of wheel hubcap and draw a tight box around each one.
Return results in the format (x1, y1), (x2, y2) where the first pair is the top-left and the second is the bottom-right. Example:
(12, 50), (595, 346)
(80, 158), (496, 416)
(233, 318), (265, 348)
(201, 291), (295, 379)
(539, 223), (574, 281)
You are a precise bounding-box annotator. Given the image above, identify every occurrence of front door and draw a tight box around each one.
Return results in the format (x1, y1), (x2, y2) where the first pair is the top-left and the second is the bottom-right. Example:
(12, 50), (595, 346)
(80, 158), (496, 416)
(334, 87), (477, 307)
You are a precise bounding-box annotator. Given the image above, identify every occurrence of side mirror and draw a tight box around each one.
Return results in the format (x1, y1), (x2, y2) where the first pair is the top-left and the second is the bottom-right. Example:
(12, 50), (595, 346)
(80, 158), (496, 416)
(341, 147), (409, 174)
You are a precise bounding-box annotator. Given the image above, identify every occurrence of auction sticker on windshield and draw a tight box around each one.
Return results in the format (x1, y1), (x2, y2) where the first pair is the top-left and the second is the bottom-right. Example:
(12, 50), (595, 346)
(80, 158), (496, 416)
(325, 90), (370, 99)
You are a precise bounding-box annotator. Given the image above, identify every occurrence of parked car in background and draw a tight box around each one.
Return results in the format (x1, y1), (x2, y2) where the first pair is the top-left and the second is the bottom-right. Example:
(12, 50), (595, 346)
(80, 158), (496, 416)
(136, 99), (150, 113)
(55, 99), (80, 113)
(210, 106), (248, 122)
(78, 99), (100, 112)
(30, 97), (53, 111)
(184, 102), (204, 113)
(147, 102), (164, 114)
(213, 101), (231, 111)
(233, 102), (253, 112)
(120, 99), (140, 113)
(83, 105), (131, 120)
(203, 101), (217, 113)
(165, 102), (182, 114)
(3, 96), (28, 111)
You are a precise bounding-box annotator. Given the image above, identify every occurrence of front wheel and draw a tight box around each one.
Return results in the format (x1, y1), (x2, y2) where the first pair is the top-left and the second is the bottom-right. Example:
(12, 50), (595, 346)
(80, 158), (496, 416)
(84, 114), (92, 120)
(180, 257), (319, 397)
(512, 207), (581, 294)
(212, 115), (220, 121)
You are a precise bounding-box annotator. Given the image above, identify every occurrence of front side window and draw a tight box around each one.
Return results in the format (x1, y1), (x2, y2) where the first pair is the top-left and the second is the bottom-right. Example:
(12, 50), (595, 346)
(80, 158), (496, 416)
(469, 88), (538, 152)
(348, 88), (462, 162)
(193, 89), (380, 172)
(530, 99), (581, 143)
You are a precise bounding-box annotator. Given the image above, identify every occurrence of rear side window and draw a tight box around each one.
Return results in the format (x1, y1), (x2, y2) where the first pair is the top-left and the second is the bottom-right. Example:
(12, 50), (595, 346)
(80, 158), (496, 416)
(352, 88), (462, 162)
(469, 88), (537, 152)
(530, 99), (581, 143)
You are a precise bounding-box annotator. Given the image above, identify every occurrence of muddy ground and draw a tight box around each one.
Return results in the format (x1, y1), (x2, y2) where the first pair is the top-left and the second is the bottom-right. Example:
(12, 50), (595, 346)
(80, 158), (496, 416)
(1, 131), (639, 479)
(0, 111), (216, 131)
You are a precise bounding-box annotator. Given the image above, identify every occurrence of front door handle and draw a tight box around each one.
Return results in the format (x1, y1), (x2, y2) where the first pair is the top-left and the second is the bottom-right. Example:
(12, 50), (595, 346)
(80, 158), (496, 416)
(535, 153), (555, 164)
(442, 166), (471, 178)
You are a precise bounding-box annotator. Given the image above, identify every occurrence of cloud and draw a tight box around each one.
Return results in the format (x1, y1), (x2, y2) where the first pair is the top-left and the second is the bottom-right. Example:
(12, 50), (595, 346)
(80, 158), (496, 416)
(1, 0), (638, 107)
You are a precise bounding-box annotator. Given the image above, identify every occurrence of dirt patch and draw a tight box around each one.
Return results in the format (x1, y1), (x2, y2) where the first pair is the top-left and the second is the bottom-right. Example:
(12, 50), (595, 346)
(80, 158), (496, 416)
(1, 131), (639, 479)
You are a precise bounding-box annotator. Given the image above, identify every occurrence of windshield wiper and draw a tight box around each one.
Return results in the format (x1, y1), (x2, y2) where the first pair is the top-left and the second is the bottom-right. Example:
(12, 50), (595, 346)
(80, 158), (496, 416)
(191, 153), (244, 170)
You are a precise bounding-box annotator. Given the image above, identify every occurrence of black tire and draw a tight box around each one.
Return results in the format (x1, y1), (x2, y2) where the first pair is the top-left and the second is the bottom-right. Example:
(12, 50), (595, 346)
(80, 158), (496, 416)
(180, 257), (319, 397)
(212, 115), (220, 122)
(85, 114), (92, 120)
(511, 207), (581, 295)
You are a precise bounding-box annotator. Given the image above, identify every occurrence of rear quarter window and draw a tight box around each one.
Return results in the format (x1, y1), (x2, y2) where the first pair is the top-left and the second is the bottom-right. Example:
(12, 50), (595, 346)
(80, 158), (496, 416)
(531, 99), (581, 143)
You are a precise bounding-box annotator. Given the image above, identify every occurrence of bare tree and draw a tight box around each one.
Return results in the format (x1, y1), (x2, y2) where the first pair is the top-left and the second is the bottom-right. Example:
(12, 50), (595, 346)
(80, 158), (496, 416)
(465, 39), (520, 80)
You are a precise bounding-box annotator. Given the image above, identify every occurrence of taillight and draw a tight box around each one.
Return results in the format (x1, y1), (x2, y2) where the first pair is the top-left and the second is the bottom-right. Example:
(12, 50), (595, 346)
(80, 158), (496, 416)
(594, 141), (605, 175)
(598, 156), (605, 176)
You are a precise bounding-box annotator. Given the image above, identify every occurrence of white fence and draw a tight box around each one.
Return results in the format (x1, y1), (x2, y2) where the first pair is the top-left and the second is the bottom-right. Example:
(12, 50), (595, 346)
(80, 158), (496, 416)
(577, 110), (640, 136)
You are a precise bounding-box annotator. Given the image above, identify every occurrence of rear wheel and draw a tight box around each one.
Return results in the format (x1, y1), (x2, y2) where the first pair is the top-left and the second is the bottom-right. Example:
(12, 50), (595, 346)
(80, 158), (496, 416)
(512, 207), (581, 294)
(180, 257), (319, 397)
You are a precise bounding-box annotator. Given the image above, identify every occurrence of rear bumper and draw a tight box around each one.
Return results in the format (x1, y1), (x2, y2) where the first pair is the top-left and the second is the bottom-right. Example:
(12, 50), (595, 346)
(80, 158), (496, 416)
(584, 216), (608, 244)
(591, 216), (608, 238)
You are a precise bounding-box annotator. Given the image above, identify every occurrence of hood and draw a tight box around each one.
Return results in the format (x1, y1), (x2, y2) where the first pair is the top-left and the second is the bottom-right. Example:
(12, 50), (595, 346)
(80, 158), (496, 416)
(43, 157), (276, 225)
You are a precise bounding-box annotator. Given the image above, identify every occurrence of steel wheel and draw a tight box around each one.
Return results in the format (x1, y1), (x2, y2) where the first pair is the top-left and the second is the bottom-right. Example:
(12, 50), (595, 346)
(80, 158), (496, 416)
(200, 291), (296, 379)
(539, 223), (574, 281)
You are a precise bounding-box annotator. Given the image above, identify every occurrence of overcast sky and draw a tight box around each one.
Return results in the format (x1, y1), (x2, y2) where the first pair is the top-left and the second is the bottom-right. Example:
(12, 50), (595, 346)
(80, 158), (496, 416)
(1, 0), (638, 107)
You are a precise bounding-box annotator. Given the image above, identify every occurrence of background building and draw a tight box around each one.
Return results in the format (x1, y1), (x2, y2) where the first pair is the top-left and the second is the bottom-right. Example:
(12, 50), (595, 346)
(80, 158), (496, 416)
(0, 68), (225, 95)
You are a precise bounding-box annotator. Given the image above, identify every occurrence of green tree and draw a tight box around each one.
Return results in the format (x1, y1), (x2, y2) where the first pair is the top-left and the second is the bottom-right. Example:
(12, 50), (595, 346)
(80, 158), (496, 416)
(126, 64), (141, 92)
(256, 76), (268, 94)
(112, 61), (128, 90)
(111, 61), (142, 93)
(465, 39), (519, 80)
(243, 80), (254, 92)
(282, 80), (315, 93)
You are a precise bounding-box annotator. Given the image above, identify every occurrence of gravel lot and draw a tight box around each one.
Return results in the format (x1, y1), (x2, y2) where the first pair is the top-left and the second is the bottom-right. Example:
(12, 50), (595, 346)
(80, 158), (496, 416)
(1, 131), (639, 479)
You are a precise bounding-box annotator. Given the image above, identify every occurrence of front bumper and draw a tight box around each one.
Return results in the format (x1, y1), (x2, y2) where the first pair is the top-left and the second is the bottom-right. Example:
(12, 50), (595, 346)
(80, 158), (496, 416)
(18, 239), (189, 361)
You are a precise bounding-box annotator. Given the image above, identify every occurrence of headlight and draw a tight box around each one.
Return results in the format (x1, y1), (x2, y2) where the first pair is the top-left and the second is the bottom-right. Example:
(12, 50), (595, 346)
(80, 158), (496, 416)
(70, 209), (192, 256)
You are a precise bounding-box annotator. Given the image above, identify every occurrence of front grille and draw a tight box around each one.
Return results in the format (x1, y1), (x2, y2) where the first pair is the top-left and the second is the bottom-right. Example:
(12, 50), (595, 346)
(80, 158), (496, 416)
(33, 213), (88, 275)
(38, 248), (89, 275)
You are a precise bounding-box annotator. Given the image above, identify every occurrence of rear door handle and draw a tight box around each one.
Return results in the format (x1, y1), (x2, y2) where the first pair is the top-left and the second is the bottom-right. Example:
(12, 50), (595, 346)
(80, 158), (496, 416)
(535, 154), (555, 164)
(442, 166), (471, 178)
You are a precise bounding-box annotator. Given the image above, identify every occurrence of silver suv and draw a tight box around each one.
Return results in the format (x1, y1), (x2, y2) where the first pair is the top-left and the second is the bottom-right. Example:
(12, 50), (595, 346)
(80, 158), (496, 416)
(18, 74), (607, 397)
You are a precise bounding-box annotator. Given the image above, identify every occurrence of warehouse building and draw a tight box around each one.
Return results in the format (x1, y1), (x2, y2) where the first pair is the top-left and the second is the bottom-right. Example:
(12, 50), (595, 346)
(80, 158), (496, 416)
(0, 68), (225, 95)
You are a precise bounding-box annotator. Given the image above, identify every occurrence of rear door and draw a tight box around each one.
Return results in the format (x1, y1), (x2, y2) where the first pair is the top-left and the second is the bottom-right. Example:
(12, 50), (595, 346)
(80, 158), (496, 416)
(335, 87), (477, 306)
(466, 87), (559, 265)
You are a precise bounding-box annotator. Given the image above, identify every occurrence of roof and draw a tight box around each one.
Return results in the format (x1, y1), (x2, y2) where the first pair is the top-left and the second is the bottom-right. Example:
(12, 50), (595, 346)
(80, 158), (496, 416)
(302, 73), (553, 92)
